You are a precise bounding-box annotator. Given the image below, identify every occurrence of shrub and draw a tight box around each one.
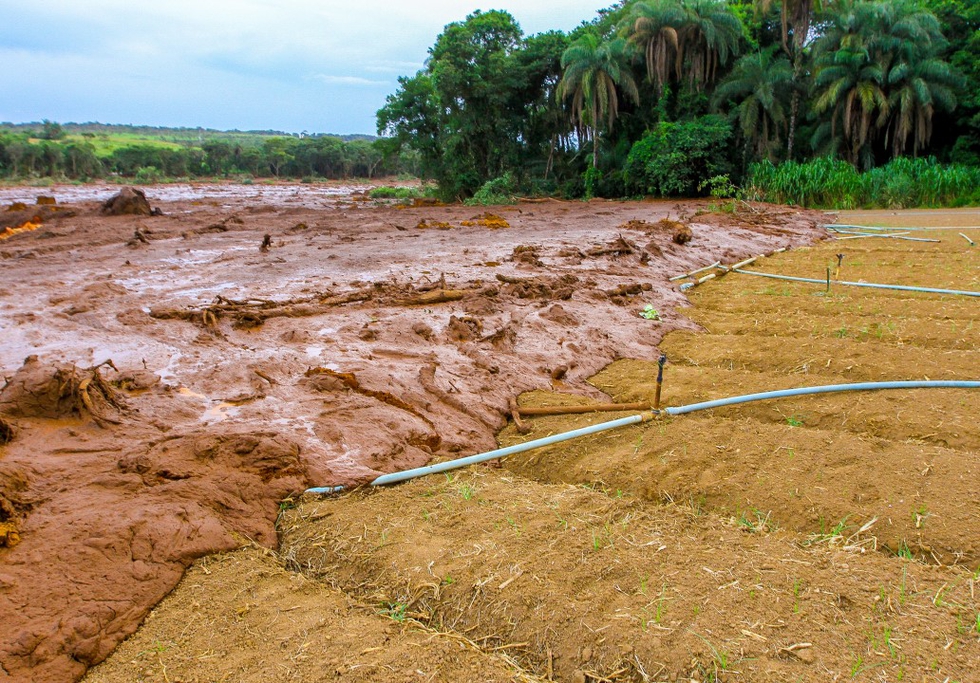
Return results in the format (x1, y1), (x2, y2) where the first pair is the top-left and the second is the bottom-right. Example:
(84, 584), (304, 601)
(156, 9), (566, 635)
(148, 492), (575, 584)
(368, 186), (422, 199)
(465, 172), (518, 205)
(625, 115), (734, 197)
(134, 166), (162, 184)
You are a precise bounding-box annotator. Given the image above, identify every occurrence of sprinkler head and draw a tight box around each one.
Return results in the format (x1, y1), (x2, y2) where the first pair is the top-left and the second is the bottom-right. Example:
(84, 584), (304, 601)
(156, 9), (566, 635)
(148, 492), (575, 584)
(836, 253), (844, 267)
(655, 355), (667, 410)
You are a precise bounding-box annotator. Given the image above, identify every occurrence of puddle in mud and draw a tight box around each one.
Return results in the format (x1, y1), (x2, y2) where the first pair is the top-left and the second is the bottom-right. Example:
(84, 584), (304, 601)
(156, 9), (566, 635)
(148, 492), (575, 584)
(177, 387), (241, 423)
(202, 402), (240, 422)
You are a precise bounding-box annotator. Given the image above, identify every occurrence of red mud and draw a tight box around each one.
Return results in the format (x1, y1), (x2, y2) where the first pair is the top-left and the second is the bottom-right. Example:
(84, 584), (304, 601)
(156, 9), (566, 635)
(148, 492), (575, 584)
(0, 184), (824, 682)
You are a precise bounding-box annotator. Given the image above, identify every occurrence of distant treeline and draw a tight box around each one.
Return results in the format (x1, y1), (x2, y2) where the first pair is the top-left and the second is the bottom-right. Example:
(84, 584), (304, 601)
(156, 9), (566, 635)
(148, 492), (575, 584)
(0, 122), (417, 181)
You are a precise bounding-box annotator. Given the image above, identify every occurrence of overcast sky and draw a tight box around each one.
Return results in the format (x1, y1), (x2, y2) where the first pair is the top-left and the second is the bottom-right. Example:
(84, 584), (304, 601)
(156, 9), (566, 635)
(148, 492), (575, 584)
(0, 0), (607, 135)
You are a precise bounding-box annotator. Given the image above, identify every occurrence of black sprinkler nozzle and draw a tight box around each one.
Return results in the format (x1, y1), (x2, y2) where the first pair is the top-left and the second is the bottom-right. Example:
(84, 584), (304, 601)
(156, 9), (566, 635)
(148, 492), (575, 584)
(655, 354), (667, 410)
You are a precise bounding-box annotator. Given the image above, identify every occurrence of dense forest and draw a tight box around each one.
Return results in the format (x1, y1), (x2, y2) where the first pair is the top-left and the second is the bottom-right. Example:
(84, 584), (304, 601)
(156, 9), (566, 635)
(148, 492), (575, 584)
(378, 0), (980, 204)
(0, 121), (415, 183)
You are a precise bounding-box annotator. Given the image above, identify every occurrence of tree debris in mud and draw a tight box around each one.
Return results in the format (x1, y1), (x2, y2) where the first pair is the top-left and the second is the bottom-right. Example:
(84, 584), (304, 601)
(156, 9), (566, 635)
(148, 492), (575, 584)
(0, 356), (126, 427)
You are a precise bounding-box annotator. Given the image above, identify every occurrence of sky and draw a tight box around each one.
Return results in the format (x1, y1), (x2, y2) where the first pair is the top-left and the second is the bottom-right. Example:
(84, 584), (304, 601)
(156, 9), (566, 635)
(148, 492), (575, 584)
(0, 0), (608, 135)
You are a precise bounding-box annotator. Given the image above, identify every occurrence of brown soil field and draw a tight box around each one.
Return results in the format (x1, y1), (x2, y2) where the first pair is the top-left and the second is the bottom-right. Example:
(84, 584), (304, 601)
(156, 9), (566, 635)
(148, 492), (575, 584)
(1, 186), (977, 682)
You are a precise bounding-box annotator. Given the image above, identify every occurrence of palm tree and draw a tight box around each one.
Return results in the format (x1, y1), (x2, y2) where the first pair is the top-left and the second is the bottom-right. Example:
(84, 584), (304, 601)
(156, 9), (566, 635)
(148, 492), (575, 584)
(756, 0), (828, 158)
(712, 48), (795, 163)
(558, 33), (640, 168)
(758, 0), (822, 55)
(810, 0), (960, 166)
(623, 0), (685, 92)
(811, 42), (889, 167)
(887, 57), (959, 157)
(678, 0), (743, 90)
(623, 0), (741, 93)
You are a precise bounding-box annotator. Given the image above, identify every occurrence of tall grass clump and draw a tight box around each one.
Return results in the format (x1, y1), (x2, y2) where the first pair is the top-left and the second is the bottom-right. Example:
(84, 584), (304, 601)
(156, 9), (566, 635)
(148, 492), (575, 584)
(748, 157), (980, 209)
(368, 186), (421, 200)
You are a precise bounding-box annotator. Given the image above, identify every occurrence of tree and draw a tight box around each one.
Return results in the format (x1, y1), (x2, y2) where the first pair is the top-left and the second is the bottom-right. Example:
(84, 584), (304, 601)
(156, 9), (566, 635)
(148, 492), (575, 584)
(558, 33), (640, 168)
(63, 141), (102, 178)
(712, 47), (795, 163)
(623, 0), (742, 92)
(378, 10), (567, 199)
(755, 0), (828, 158)
(377, 72), (443, 181)
(262, 137), (296, 177)
(40, 120), (64, 140)
(202, 140), (233, 176)
(427, 10), (526, 197)
(810, 0), (960, 166)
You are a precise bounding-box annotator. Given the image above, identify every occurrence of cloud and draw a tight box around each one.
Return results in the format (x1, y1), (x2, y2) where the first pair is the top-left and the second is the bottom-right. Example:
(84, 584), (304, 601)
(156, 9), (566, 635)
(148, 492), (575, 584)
(309, 74), (390, 87)
(0, 0), (607, 133)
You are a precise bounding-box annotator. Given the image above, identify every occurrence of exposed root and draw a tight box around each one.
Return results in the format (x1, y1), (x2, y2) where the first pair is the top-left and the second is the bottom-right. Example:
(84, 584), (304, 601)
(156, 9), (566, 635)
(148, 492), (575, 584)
(73, 361), (126, 427)
(150, 290), (374, 330)
(494, 274), (577, 300)
(0, 357), (125, 427)
(150, 279), (492, 331)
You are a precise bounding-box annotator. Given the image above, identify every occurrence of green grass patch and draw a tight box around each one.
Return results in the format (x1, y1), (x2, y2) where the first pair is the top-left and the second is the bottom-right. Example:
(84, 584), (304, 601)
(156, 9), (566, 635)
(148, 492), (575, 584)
(368, 186), (421, 199)
(748, 157), (980, 209)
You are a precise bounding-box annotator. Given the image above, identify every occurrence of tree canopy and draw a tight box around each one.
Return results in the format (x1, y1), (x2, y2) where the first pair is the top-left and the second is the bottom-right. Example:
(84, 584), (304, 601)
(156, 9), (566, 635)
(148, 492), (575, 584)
(376, 0), (975, 200)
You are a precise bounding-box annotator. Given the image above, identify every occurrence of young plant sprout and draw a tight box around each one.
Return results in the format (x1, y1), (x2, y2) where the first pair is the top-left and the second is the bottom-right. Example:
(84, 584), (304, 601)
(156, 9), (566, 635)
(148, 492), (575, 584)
(640, 305), (661, 320)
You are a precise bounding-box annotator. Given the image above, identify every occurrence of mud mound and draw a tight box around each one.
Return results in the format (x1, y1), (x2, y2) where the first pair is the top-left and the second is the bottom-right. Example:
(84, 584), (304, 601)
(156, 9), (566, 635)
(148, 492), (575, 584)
(461, 212), (510, 229)
(0, 469), (27, 548)
(1, 203), (76, 233)
(670, 222), (692, 244)
(100, 187), (159, 216)
(0, 356), (125, 426)
(0, 417), (12, 445)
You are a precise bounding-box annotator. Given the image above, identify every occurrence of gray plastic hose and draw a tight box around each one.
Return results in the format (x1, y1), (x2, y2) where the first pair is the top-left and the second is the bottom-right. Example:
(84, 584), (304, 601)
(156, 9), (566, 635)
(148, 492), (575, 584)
(734, 269), (980, 297)
(304, 380), (979, 494)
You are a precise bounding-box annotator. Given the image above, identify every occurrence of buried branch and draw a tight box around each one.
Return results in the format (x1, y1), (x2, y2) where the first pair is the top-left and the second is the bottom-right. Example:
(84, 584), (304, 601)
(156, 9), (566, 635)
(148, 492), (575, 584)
(150, 282), (482, 331)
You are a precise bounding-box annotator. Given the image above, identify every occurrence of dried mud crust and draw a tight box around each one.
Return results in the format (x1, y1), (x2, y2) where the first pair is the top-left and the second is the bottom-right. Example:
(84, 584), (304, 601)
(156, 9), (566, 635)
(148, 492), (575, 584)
(0, 189), (824, 682)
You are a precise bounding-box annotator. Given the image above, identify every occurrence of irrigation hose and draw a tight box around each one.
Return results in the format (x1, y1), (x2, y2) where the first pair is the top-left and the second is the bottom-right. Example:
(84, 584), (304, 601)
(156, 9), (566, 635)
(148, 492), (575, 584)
(663, 380), (980, 415)
(733, 268), (980, 297)
(304, 412), (658, 494)
(826, 223), (980, 232)
(303, 380), (980, 495)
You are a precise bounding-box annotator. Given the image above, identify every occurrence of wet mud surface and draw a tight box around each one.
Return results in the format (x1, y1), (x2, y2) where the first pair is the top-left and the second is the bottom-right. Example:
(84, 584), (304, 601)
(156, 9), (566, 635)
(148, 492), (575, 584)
(82, 207), (978, 683)
(0, 185), (823, 681)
